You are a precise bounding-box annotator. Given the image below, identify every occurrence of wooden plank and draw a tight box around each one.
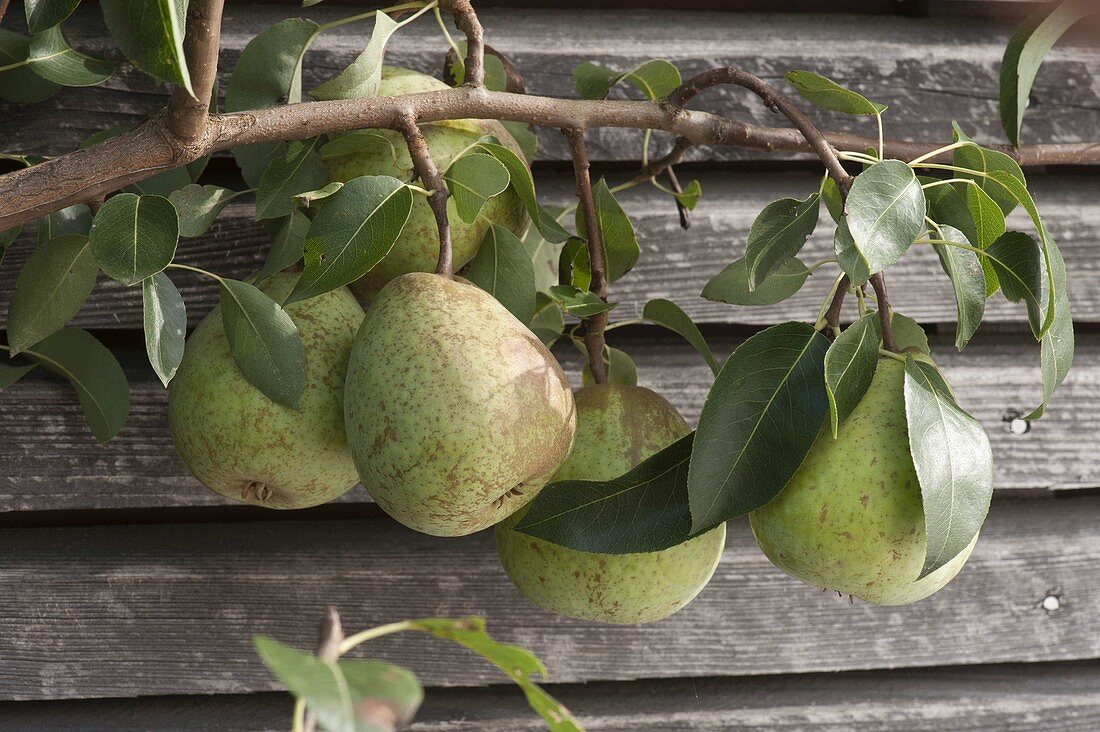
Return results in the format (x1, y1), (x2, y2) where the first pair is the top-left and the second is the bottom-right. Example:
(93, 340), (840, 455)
(0, 332), (1095, 513)
(0, 495), (1095, 699)
(1, 7), (1096, 160)
(4, 662), (1100, 730)
(4, 171), (1099, 328)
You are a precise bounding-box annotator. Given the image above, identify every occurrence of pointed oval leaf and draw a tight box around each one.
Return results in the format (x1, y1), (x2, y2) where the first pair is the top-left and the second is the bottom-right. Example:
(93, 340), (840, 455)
(547, 285), (615, 317)
(904, 355), (993, 577)
(622, 59), (681, 100)
(89, 193), (179, 285)
(25, 327), (130, 443)
(311, 11), (399, 100)
(516, 433), (694, 553)
(100, 0), (191, 95)
(0, 361), (36, 389)
(443, 153), (510, 224)
(295, 182), (343, 207)
(821, 176), (844, 223)
(219, 279), (306, 408)
(581, 346), (637, 387)
(1026, 240), (1073, 420)
(142, 271), (187, 387)
(476, 139), (566, 242)
(25, 0), (81, 34)
(642, 298), (719, 376)
(951, 124), (1027, 215)
(287, 176), (413, 303)
(744, 192), (820, 289)
(924, 179), (998, 297)
(985, 231), (1042, 336)
(825, 311), (881, 437)
(892, 312), (931, 355)
(168, 184), (240, 238)
(255, 137), (327, 220)
(7, 234), (97, 355)
(932, 225), (985, 350)
(0, 28), (61, 103)
(464, 224), (536, 324)
(256, 210), (310, 283)
(845, 160), (925, 274)
(834, 218), (870, 285)
(785, 70), (886, 115)
(28, 26), (113, 86)
(575, 178), (639, 283)
(37, 203), (91, 244)
(702, 257), (811, 307)
(687, 321), (831, 531)
(964, 183), (1006, 249)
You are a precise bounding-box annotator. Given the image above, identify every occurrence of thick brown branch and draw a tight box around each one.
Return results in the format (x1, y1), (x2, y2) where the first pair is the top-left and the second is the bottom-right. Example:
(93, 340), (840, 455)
(566, 128), (609, 386)
(441, 0), (485, 88)
(870, 273), (898, 353)
(399, 115), (452, 276)
(166, 0), (224, 141)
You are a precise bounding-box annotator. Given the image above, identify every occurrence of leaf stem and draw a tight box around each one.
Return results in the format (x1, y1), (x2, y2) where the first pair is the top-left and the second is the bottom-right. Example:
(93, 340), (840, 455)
(878, 348), (907, 362)
(167, 262), (223, 282)
(907, 140), (973, 167)
(875, 111), (884, 160)
(291, 699), (307, 732)
(318, 0), (430, 31)
(338, 620), (415, 655)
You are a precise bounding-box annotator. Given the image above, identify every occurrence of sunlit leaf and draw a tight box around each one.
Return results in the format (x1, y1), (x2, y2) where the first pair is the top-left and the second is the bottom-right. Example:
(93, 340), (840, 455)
(142, 271), (187, 387)
(824, 312), (880, 437)
(845, 160), (925, 274)
(443, 153), (510, 223)
(89, 193), (179, 285)
(255, 137), (328, 220)
(702, 257), (811, 306)
(575, 178), (639, 283)
(0, 29), (61, 102)
(785, 70), (886, 115)
(100, 0), (192, 95)
(931, 225), (985, 350)
(25, 0), (81, 34)
(573, 59), (680, 100)
(312, 11), (399, 100)
(744, 192), (820, 289)
(27, 26), (113, 86)
(7, 234), (97, 355)
(548, 285), (614, 317)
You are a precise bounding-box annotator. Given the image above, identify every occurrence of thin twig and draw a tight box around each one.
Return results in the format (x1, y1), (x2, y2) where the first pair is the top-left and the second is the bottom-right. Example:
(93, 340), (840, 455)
(0, 0), (10, 25)
(664, 166), (690, 230)
(302, 607), (346, 732)
(626, 136), (693, 186)
(166, 0), (225, 141)
(869, 273), (898, 352)
(399, 114), (452, 276)
(823, 274), (850, 332)
(441, 0), (485, 88)
(566, 128), (609, 385)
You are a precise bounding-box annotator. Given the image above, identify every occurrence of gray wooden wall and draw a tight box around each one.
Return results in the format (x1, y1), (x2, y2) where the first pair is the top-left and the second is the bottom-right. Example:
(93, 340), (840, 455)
(2, 1), (1099, 729)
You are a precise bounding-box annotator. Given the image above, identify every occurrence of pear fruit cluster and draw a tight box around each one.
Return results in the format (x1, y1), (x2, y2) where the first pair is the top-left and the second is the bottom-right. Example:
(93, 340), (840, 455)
(749, 356), (976, 605)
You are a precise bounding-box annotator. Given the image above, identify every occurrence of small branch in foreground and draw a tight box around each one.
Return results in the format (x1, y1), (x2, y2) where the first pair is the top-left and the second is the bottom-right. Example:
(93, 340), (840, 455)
(664, 166), (691, 230)
(441, 0), (485, 88)
(399, 114), (453, 276)
(823, 274), (851, 333)
(566, 128), (610, 386)
(166, 0), (225, 141)
(869, 273), (898, 352)
(301, 607), (346, 732)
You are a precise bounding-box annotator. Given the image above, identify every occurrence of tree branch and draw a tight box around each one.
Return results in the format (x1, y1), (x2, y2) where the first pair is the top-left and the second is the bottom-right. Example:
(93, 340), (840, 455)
(302, 607), (346, 732)
(166, 0), (225, 141)
(440, 0), (485, 88)
(399, 114), (452, 276)
(823, 274), (850, 332)
(566, 128), (609, 386)
(870, 273), (898, 352)
(0, 0), (11, 25)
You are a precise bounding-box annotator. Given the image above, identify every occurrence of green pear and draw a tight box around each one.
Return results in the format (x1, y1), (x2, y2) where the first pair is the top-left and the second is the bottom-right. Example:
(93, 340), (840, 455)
(324, 66), (529, 299)
(168, 273), (363, 509)
(343, 272), (576, 536)
(496, 385), (727, 624)
(749, 356), (977, 605)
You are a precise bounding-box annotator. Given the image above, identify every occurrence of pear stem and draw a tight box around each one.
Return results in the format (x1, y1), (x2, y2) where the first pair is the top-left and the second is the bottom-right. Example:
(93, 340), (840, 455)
(565, 127), (610, 385)
(398, 114), (453, 276)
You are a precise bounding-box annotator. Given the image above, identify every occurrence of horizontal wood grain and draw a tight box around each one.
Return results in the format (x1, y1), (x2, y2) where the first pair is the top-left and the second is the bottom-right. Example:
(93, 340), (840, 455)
(0, 332), (1094, 514)
(4, 662), (1100, 730)
(1, 7), (1096, 161)
(0, 495), (1094, 699)
(4, 171), (1098, 329)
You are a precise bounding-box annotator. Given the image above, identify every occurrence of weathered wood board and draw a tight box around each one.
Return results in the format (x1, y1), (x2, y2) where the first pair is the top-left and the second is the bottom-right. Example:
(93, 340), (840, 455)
(1, 331), (1094, 514)
(0, 495), (1092, 700)
(3, 171), (1096, 328)
(1, 7), (1097, 160)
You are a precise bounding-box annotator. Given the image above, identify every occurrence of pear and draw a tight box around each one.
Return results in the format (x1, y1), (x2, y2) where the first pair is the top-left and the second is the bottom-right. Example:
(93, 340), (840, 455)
(324, 66), (528, 299)
(749, 356), (976, 605)
(343, 272), (575, 536)
(496, 385), (727, 624)
(168, 273), (363, 509)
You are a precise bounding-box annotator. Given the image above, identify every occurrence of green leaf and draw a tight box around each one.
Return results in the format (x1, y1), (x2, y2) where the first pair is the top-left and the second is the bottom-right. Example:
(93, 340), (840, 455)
(27, 26), (113, 86)
(516, 432), (695, 553)
(7, 234), (97, 355)
(89, 193), (179, 285)
(702, 257), (811, 306)
(687, 322), (831, 531)
(142, 272), (186, 387)
(442, 153), (510, 224)
(575, 178), (639, 283)
(446, 41), (509, 91)
(892, 312), (930, 354)
(834, 218), (870, 285)
(931, 225), (985, 350)
(311, 12), (399, 101)
(0, 361), (35, 389)
(288, 176), (413, 303)
(465, 224), (536, 324)
(824, 312), (881, 438)
(964, 184), (1006, 250)
(0, 28), (61, 102)
(1027, 240), (1073, 420)
(548, 285), (614, 317)
(408, 618), (582, 732)
(255, 137), (328, 220)
(37, 203), (91, 244)
(845, 160), (925, 274)
(999, 0), (1093, 146)
(904, 356), (993, 577)
(220, 279), (306, 409)
(100, 0), (192, 96)
(985, 231), (1042, 337)
(321, 130), (398, 161)
(254, 636), (423, 732)
(256, 210), (310, 283)
(502, 120), (538, 164)
(558, 237), (591, 291)
(821, 177), (844, 223)
(673, 179), (702, 210)
(25, 0), (81, 34)
(475, 139), (566, 243)
(24, 327), (130, 443)
(581, 346), (637, 387)
(642, 298), (719, 376)
(785, 70), (886, 115)
(530, 293), (565, 346)
(168, 184), (240, 238)
(573, 59), (681, 100)
(951, 124), (1026, 216)
(744, 193), (820, 289)
(924, 179), (998, 297)
(225, 18), (321, 186)
(295, 182), (344, 207)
